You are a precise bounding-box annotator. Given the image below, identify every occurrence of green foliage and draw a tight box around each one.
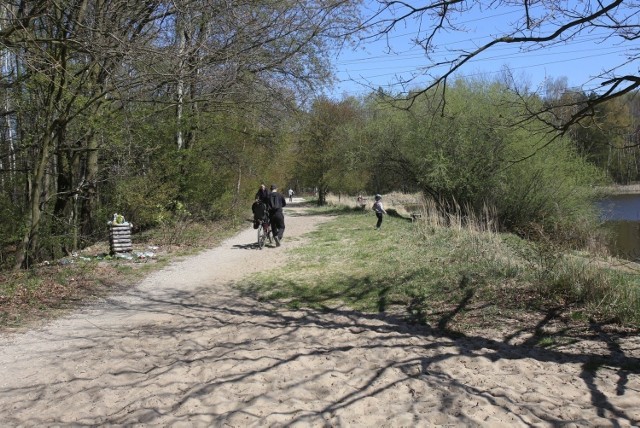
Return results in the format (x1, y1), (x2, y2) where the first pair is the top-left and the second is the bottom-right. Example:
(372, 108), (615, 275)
(357, 79), (605, 239)
(500, 135), (603, 238)
(556, 91), (639, 184)
(112, 174), (179, 229)
(293, 97), (370, 203)
(97, 104), (271, 228)
(177, 146), (235, 219)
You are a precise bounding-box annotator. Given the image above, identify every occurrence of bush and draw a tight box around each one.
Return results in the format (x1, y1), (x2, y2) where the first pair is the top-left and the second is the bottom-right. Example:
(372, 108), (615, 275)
(364, 78), (605, 244)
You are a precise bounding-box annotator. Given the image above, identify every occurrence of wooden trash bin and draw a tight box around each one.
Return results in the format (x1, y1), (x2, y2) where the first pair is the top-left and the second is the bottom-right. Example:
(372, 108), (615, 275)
(109, 223), (133, 255)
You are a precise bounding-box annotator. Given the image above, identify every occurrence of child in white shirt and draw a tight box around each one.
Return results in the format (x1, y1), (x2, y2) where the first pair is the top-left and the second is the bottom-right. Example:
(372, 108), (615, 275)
(372, 194), (387, 229)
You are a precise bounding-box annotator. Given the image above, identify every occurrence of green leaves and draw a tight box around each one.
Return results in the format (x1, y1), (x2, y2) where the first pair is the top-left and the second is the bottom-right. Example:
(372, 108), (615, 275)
(355, 79), (603, 236)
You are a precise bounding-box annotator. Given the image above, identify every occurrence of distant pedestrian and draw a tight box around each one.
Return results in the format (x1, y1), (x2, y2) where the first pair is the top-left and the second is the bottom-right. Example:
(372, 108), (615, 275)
(288, 188), (294, 202)
(372, 194), (387, 229)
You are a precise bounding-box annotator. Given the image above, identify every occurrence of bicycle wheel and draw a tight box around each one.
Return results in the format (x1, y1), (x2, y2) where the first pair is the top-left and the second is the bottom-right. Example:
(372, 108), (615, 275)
(257, 223), (266, 249)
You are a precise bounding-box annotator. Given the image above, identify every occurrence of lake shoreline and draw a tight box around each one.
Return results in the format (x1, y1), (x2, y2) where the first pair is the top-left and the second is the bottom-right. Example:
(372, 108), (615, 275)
(599, 184), (640, 195)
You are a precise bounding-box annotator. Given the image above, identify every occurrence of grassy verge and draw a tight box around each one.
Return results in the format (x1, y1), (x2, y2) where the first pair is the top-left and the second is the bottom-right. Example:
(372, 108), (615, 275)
(238, 198), (640, 339)
(0, 218), (243, 332)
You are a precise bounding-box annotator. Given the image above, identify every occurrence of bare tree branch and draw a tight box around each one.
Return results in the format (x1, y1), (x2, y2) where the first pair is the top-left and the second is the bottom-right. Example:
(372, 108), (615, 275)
(359, 0), (637, 130)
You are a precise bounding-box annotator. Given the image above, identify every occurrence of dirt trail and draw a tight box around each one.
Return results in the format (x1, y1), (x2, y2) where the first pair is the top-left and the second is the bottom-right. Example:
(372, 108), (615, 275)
(1, 200), (639, 427)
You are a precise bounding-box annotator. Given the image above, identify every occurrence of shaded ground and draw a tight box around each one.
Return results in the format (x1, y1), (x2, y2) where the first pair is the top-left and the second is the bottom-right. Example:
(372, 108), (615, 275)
(1, 200), (639, 426)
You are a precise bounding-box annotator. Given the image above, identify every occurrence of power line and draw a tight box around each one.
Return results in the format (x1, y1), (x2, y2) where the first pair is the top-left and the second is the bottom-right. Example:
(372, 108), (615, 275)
(335, 49), (630, 94)
(337, 32), (628, 66)
(330, 4), (637, 96)
(336, 46), (628, 74)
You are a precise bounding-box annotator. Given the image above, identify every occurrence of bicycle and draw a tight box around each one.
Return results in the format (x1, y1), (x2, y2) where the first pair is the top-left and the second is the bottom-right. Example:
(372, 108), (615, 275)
(252, 200), (273, 249)
(256, 216), (273, 249)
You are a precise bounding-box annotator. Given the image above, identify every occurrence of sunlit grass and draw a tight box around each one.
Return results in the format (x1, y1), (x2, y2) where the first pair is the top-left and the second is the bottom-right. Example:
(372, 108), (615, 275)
(239, 207), (527, 329)
(239, 193), (640, 332)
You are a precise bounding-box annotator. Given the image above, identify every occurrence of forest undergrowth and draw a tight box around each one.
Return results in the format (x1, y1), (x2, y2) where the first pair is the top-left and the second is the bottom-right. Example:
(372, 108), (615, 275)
(0, 219), (240, 332)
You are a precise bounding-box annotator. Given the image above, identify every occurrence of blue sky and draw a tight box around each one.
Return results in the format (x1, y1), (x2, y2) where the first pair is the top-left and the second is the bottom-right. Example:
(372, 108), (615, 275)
(329, 2), (636, 98)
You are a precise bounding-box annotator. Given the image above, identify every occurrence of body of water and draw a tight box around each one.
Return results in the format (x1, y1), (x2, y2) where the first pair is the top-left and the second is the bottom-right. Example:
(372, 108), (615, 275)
(597, 193), (640, 260)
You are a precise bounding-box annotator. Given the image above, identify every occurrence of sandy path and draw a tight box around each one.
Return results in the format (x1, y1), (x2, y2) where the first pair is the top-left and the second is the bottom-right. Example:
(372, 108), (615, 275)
(1, 200), (639, 427)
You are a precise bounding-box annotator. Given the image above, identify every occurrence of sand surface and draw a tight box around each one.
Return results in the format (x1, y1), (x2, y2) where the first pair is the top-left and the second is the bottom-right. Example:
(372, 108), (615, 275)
(1, 200), (639, 426)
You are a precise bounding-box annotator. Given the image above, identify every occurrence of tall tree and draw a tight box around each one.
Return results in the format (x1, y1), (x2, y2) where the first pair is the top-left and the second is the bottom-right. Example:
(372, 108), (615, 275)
(6, 0), (167, 267)
(1, 0), (363, 269)
(296, 97), (363, 204)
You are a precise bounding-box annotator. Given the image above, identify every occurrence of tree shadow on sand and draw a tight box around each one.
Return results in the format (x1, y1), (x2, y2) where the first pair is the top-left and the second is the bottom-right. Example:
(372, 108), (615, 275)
(1, 278), (639, 426)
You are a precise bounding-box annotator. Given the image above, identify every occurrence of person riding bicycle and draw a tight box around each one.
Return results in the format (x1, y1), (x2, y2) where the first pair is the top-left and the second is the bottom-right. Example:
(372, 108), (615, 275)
(252, 198), (269, 229)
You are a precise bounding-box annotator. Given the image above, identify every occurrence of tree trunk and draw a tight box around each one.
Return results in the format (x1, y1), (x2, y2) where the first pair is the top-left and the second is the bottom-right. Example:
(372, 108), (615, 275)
(176, 24), (186, 150)
(80, 132), (98, 240)
(15, 131), (54, 269)
(53, 137), (74, 256)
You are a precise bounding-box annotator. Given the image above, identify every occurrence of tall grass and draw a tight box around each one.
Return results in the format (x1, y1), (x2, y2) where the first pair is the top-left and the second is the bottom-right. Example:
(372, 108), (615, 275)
(415, 195), (640, 326)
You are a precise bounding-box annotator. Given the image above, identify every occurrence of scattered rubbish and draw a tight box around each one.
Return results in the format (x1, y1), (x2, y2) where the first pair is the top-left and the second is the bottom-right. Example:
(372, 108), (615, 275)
(112, 251), (156, 261)
(40, 248), (155, 267)
(115, 253), (134, 260)
(133, 251), (155, 259)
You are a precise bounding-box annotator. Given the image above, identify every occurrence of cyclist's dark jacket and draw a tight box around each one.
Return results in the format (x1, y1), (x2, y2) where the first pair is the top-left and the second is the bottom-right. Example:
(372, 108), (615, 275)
(252, 200), (269, 222)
